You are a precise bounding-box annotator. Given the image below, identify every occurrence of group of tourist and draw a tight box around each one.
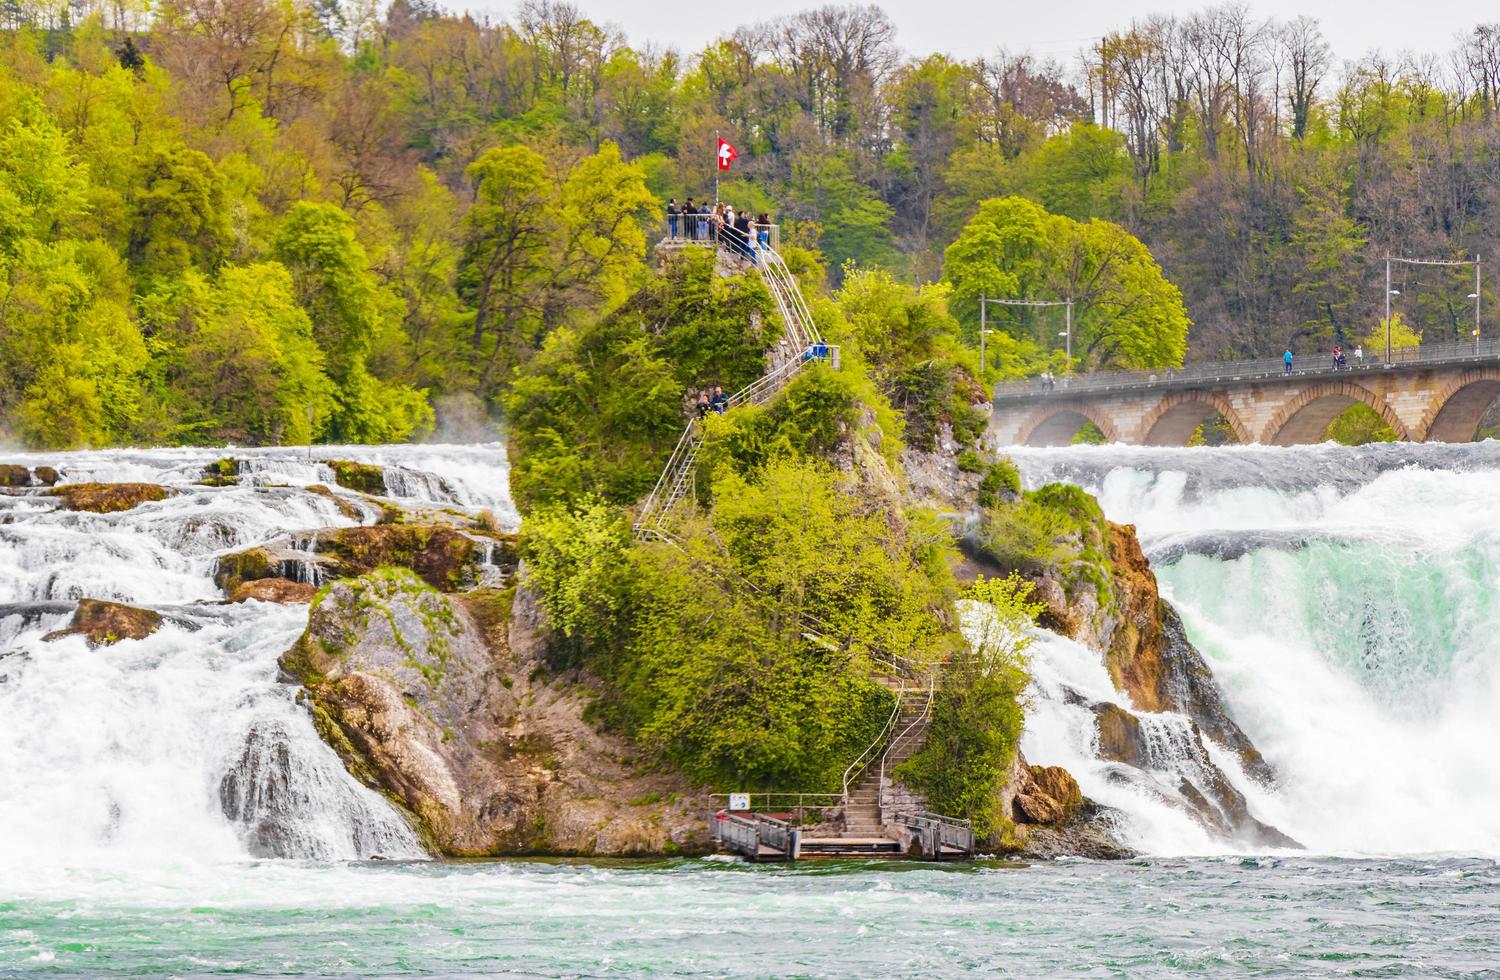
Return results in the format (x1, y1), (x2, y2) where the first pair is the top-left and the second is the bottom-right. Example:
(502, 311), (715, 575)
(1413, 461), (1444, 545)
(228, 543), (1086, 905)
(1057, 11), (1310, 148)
(1284, 345), (1366, 375)
(665, 199), (773, 262)
(1331, 345), (1363, 370)
(693, 386), (730, 419)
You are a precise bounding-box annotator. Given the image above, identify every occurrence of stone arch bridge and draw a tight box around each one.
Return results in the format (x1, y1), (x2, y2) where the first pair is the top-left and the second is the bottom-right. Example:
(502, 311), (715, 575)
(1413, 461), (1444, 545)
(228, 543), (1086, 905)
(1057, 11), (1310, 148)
(991, 345), (1500, 446)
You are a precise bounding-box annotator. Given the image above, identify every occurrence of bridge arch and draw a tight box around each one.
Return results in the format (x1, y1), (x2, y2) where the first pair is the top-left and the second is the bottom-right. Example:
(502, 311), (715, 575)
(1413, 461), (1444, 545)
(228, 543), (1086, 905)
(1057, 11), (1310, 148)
(1415, 368), (1500, 443)
(1139, 392), (1252, 446)
(1016, 403), (1120, 447)
(1260, 381), (1410, 445)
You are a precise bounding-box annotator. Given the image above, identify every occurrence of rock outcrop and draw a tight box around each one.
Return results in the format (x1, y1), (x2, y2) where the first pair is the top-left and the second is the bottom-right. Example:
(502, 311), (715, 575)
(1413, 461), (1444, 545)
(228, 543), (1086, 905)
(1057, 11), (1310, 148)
(326, 459), (387, 496)
(998, 750), (1133, 860)
(42, 599), (163, 647)
(229, 578), (319, 604)
(1089, 701), (1297, 849)
(1087, 523), (1270, 782)
(47, 482), (172, 513)
(280, 570), (710, 856)
(215, 525), (518, 597)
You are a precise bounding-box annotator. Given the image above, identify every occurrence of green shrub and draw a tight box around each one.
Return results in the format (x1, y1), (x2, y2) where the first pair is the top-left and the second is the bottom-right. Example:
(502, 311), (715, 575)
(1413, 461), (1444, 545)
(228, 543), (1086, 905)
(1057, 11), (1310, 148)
(977, 458), (1021, 507)
(1325, 403), (1397, 445)
(979, 482), (1113, 607)
(956, 450), (985, 474)
(1070, 420), (1107, 445)
(896, 574), (1041, 836)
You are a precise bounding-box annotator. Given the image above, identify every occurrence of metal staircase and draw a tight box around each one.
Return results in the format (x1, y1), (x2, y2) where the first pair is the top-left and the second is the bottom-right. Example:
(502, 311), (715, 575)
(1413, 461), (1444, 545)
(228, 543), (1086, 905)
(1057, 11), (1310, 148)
(635, 235), (830, 537)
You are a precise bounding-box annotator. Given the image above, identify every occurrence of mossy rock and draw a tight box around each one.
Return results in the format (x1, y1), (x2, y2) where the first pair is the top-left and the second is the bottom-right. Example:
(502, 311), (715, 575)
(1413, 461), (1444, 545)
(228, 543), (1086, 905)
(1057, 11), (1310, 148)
(214, 547), (279, 593)
(42, 599), (163, 647)
(199, 458), (240, 487)
(326, 460), (387, 496)
(0, 464), (30, 487)
(305, 484), (364, 521)
(47, 483), (173, 513)
(229, 577), (319, 604)
(316, 525), (517, 592)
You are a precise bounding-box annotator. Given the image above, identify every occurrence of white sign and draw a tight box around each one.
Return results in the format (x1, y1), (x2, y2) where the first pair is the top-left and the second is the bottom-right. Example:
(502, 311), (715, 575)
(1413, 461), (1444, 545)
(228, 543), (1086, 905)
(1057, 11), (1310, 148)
(728, 793), (750, 812)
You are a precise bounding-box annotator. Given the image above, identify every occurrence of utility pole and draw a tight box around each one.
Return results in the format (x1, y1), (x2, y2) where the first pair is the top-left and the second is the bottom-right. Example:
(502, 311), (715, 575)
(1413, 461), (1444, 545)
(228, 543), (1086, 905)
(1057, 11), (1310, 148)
(1064, 298), (1073, 382)
(978, 296), (1075, 381)
(1384, 254), (1483, 365)
(1385, 256), (1392, 366)
(980, 293), (987, 373)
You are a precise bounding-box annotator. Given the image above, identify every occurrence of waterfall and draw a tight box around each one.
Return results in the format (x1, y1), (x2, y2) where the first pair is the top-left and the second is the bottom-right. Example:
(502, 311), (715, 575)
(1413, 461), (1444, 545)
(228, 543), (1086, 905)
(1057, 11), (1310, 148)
(1007, 443), (1500, 857)
(0, 444), (517, 872)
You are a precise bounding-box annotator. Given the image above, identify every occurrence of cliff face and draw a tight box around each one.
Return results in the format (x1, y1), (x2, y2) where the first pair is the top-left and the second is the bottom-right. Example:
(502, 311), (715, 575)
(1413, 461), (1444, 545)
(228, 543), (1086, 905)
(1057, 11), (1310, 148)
(280, 570), (711, 857)
(1091, 523), (1272, 783)
(1026, 520), (1295, 849)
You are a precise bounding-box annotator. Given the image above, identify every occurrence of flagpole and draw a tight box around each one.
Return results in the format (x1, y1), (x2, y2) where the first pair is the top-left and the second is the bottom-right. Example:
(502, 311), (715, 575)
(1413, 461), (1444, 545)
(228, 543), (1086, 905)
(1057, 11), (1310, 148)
(714, 130), (719, 205)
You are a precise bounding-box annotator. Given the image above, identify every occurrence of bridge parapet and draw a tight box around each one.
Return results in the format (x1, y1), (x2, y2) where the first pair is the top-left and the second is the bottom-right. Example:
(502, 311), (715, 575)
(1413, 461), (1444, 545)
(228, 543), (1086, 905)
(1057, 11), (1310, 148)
(993, 337), (1500, 404)
(990, 345), (1500, 446)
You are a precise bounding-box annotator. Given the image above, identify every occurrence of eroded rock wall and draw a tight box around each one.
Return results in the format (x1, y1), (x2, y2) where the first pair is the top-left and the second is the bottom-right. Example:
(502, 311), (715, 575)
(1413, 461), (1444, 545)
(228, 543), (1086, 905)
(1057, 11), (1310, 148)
(280, 569), (711, 857)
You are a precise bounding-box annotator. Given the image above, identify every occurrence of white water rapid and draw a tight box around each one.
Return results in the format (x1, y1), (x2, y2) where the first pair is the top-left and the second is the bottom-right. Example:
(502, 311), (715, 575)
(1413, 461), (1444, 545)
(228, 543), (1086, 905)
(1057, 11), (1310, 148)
(0, 444), (518, 873)
(1009, 442), (1500, 858)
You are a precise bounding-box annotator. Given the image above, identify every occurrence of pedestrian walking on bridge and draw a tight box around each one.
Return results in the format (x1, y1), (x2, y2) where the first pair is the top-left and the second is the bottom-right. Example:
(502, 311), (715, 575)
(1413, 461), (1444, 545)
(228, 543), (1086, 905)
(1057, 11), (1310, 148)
(1284, 349), (1293, 375)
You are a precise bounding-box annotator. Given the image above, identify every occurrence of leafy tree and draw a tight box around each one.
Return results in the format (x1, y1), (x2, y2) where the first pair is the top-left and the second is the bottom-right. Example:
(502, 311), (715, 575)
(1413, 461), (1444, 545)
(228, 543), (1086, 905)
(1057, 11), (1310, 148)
(943, 196), (1189, 371)
(127, 146), (233, 278)
(461, 140), (656, 393)
(274, 201), (432, 442)
(156, 263), (335, 444)
(896, 574), (1041, 836)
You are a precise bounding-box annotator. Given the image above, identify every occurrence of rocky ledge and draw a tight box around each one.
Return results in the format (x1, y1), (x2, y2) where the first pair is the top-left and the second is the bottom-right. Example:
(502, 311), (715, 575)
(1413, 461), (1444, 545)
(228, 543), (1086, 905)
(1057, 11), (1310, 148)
(47, 482), (172, 513)
(42, 599), (163, 647)
(279, 570), (710, 857)
(215, 524), (518, 597)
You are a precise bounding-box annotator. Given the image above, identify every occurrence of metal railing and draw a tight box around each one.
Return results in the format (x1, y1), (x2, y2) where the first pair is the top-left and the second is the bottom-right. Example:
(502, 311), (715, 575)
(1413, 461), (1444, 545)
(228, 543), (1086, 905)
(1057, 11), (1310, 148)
(840, 677), (906, 808)
(993, 336), (1500, 403)
(661, 217), (779, 253)
(894, 811), (975, 859)
(707, 792), (839, 826)
(710, 811), (800, 860)
(635, 230), (833, 536)
(876, 672), (936, 817)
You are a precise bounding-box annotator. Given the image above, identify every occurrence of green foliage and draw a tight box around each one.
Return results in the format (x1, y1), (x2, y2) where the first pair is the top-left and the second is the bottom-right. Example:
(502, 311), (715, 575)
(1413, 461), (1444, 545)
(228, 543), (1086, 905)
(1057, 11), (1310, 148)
(943, 196), (1190, 371)
(504, 253), (775, 512)
(1071, 420), (1107, 445)
(1325, 403), (1398, 445)
(272, 201), (432, 445)
(518, 498), (638, 667)
(519, 459), (959, 790)
(834, 267), (986, 450)
(1361, 311), (1421, 352)
(694, 366), (860, 486)
(150, 264), (335, 444)
(896, 574), (1041, 836)
(979, 481), (1113, 605)
(977, 458), (1021, 507)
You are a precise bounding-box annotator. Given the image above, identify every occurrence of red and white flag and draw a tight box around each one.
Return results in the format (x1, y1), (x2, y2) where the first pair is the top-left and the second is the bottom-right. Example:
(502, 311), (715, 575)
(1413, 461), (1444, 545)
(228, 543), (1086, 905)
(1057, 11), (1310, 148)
(717, 137), (738, 171)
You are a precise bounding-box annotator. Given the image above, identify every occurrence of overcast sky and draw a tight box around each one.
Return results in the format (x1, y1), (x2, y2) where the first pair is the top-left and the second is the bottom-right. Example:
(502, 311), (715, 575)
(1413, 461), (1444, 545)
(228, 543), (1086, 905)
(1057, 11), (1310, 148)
(456, 0), (1490, 66)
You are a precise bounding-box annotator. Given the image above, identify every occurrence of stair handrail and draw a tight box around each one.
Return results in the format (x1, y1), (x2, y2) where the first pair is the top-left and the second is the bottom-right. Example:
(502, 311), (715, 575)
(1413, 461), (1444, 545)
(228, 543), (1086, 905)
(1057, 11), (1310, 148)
(840, 675), (905, 808)
(637, 417), (700, 527)
(892, 810), (975, 858)
(761, 249), (821, 346)
(876, 669), (936, 819)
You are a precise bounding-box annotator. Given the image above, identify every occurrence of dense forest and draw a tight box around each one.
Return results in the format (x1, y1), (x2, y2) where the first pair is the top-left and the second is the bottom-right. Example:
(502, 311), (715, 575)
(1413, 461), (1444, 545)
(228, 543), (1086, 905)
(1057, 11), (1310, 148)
(4, 0), (1500, 447)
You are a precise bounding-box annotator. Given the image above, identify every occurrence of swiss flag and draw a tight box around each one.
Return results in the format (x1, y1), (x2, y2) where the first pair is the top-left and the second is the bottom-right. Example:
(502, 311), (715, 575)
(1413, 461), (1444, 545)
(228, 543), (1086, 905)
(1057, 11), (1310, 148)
(717, 137), (738, 171)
